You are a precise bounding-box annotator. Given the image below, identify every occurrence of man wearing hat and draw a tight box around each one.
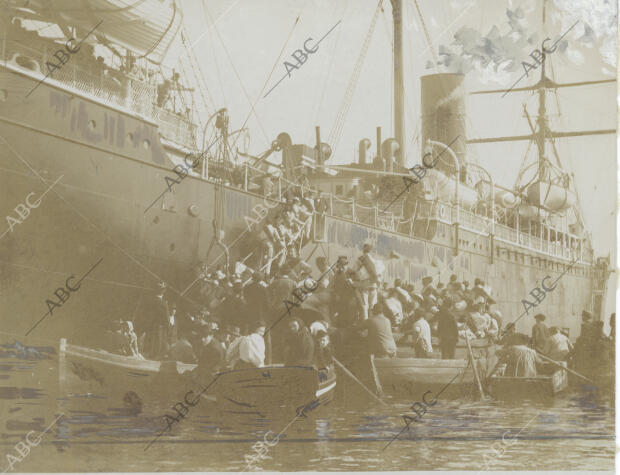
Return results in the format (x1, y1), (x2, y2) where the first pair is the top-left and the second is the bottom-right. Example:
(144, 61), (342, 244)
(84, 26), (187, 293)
(192, 324), (225, 380)
(579, 310), (594, 340)
(531, 313), (549, 352)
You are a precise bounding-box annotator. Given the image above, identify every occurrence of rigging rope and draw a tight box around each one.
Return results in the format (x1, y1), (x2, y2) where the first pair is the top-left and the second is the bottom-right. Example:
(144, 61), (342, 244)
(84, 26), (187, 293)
(411, 0), (439, 66)
(201, 1), (228, 105)
(313, 0), (349, 128)
(229, 1), (310, 154)
(202, 1), (271, 145)
(328, 0), (383, 157)
(179, 28), (216, 119)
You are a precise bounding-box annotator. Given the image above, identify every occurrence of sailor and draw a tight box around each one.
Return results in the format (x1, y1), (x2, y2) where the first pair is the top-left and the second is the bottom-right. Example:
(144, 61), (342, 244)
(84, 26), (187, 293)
(531, 313), (549, 352)
(350, 243), (381, 320)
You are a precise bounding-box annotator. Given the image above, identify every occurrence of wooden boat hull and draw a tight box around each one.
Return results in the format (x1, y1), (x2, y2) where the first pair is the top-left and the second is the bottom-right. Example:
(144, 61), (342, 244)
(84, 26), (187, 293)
(488, 368), (568, 400)
(374, 355), (477, 399)
(59, 339), (336, 417)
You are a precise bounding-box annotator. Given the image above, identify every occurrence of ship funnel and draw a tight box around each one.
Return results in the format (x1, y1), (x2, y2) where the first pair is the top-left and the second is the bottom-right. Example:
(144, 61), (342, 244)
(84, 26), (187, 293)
(382, 138), (400, 172)
(359, 139), (371, 165)
(421, 73), (466, 175)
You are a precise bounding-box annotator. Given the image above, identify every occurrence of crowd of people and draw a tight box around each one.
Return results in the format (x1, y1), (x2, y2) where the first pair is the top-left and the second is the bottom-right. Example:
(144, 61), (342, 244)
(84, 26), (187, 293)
(101, 185), (612, 385)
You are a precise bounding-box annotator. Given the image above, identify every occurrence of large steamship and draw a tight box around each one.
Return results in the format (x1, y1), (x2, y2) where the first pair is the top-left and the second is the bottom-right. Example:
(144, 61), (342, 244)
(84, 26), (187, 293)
(0, 0), (613, 347)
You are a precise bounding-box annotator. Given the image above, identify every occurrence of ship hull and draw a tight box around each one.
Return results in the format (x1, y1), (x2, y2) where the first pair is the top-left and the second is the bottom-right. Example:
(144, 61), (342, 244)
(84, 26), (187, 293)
(0, 68), (601, 347)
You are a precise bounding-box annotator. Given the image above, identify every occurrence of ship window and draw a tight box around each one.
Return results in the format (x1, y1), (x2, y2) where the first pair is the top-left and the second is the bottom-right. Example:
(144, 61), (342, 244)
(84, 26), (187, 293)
(336, 185), (343, 195)
(88, 120), (96, 131)
(143, 139), (151, 149)
(126, 132), (134, 142)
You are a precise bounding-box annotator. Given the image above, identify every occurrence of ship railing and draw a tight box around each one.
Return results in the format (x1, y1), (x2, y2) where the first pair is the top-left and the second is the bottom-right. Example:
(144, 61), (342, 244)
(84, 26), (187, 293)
(207, 157), (592, 264)
(3, 38), (197, 149)
(152, 107), (197, 148)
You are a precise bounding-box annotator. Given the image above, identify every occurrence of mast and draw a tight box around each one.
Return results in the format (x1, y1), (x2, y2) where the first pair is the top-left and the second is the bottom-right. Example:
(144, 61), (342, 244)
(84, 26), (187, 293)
(391, 0), (405, 167)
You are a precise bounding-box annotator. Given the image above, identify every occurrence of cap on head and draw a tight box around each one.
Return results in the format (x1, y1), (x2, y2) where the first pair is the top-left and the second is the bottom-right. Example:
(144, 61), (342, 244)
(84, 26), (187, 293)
(534, 313), (546, 321)
(581, 310), (592, 320)
(450, 274), (457, 282)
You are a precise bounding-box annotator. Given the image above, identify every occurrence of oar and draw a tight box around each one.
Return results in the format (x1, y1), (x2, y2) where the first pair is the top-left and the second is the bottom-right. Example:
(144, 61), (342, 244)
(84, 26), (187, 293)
(465, 335), (486, 399)
(333, 357), (388, 406)
(535, 351), (594, 384)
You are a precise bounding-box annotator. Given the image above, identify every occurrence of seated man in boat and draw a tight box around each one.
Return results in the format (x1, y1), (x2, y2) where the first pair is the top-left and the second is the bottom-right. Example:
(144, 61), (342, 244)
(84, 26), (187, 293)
(283, 318), (315, 366)
(164, 333), (196, 364)
(237, 321), (267, 368)
(542, 326), (573, 361)
(499, 323), (530, 346)
(357, 303), (397, 358)
(495, 344), (547, 377)
(466, 297), (490, 338)
(314, 330), (334, 370)
(191, 325), (225, 381)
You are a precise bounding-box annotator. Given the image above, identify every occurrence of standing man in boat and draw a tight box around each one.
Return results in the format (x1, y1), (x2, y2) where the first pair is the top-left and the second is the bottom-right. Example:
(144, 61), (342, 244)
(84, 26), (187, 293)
(350, 243), (381, 320)
(437, 298), (459, 359)
(140, 281), (170, 359)
(531, 314), (549, 353)
(412, 310), (433, 358)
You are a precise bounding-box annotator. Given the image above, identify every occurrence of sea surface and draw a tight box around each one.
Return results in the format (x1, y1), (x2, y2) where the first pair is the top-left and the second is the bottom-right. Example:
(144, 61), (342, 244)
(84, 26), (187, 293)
(0, 340), (614, 472)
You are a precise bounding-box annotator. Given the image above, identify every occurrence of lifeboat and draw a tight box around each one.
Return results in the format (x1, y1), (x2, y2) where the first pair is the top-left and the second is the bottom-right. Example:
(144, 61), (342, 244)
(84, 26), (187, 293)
(526, 180), (576, 211)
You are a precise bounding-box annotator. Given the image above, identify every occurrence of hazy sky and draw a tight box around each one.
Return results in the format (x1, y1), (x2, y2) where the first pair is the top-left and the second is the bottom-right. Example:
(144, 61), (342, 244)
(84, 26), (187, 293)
(168, 0), (616, 256)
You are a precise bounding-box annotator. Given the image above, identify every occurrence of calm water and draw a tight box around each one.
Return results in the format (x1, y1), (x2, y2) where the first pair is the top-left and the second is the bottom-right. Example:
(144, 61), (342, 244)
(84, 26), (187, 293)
(0, 341), (614, 472)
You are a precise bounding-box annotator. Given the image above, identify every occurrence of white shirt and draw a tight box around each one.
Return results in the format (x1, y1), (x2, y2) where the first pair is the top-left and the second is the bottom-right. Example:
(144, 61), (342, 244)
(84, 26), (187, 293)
(414, 318), (433, 352)
(239, 333), (265, 367)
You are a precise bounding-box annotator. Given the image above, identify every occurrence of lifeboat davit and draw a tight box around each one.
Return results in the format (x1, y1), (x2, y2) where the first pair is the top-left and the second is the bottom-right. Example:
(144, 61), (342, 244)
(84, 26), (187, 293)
(526, 181), (576, 211)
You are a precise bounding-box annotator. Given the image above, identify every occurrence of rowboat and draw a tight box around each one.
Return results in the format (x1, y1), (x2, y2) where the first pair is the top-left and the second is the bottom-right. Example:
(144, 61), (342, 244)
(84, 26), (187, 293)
(373, 337), (496, 398)
(59, 339), (336, 417)
(487, 364), (568, 400)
